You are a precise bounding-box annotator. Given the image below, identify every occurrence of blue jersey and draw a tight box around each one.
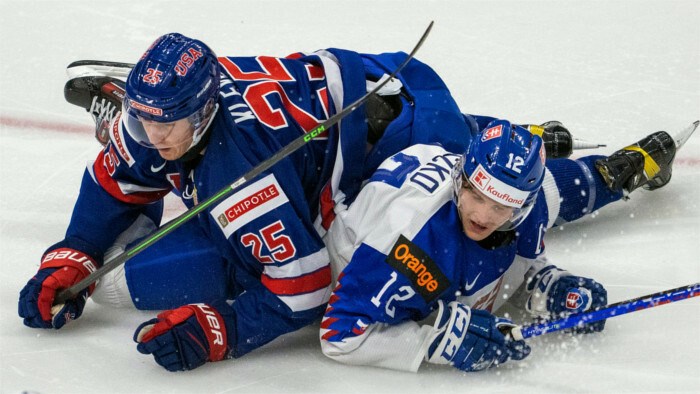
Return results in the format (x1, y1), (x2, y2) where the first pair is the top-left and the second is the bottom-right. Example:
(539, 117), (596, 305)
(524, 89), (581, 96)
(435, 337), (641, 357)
(62, 50), (479, 357)
(320, 144), (554, 371)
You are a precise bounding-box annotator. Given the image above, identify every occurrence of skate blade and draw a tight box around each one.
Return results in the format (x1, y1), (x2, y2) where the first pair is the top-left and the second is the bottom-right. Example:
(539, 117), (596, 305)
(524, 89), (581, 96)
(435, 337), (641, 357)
(66, 60), (134, 80)
(573, 139), (606, 150)
(672, 120), (699, 150)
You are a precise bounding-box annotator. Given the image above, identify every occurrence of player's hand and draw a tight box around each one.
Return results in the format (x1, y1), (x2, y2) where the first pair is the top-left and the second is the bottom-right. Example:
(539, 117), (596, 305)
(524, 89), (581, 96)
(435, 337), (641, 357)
(548, 275), (608, 333)
(134, 303), (231, 371)
(425, 301), (530, 372)
(526, 266), (608, 333)
(18, 242), (99, 329)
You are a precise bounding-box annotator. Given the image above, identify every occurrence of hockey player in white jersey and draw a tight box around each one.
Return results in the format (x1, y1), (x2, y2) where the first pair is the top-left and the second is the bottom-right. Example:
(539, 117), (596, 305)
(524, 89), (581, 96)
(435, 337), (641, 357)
(320, 119), (689, 372)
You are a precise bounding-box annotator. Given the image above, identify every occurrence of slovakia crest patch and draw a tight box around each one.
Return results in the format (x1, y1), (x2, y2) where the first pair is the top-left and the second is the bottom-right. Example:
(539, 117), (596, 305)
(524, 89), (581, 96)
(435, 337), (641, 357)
(566, 289), (585, 310)
(481, 124), (503, 142)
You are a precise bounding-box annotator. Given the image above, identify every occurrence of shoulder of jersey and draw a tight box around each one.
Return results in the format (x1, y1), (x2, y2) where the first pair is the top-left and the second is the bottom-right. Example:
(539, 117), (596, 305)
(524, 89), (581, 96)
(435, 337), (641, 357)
(373, 143), (459, 196)
(347, 143), (461, 255)
(363, 144), (459, 221)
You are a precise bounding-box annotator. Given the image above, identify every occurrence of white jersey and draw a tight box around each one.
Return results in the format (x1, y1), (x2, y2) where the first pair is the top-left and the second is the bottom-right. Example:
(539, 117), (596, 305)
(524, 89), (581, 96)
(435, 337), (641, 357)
(321, 144), (560, 371)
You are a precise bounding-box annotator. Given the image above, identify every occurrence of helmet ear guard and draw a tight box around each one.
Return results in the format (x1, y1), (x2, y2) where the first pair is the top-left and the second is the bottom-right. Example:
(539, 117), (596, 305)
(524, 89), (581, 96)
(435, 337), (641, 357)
(453, 119), (546, 230)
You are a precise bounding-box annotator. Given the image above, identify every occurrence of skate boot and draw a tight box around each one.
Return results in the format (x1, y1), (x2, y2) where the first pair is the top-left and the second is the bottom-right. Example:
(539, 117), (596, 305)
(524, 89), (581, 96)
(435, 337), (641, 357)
(594, 122), (698, 194)
(64, 76), (125, 146)
(525, 121), (605, 159)
(366, 93), (402, 145)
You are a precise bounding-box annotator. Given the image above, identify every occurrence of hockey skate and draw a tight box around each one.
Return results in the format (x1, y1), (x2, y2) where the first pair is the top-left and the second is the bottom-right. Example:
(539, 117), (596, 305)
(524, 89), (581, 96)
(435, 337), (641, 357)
(595, 121), (698, 194)
(64, 76), (125, 146)
(525, 121), (605, 159)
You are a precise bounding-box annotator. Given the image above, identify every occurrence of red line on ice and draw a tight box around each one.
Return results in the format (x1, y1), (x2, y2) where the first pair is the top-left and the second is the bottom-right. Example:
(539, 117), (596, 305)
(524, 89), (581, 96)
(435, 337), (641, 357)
(2, 115), (699, 167)
(675, 157), (700, 167)
(0, 115), (92, 134)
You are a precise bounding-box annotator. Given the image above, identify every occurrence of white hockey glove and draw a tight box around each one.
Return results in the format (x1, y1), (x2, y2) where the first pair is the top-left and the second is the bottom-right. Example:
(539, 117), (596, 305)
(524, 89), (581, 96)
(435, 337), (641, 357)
(425, 300), (530, 372)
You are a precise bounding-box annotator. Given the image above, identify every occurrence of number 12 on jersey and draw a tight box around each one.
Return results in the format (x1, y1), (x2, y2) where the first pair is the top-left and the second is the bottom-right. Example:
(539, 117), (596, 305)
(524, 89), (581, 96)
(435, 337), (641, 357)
(370, 271), (416, 318)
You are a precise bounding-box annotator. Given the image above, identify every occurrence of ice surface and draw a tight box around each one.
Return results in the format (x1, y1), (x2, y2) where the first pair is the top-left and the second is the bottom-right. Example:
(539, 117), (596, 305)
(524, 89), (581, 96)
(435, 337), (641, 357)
(1, 1), (698, 393)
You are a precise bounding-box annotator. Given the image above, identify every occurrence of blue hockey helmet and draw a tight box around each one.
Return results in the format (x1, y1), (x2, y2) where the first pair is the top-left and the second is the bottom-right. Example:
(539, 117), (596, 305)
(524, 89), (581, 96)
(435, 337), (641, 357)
(452, 119), (546, 230)
(123, 33), (220, 148)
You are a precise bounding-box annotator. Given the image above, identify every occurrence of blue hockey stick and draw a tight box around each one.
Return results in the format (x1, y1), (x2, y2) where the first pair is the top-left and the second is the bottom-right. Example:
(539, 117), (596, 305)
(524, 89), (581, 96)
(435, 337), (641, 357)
(512, 282), (700, 340)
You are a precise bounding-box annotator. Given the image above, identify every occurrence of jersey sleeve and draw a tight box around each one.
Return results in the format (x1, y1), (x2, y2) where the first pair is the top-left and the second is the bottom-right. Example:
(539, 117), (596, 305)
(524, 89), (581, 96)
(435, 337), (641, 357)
(492, 252), (553, 315)
(486, 170), (553, 313)
(65, 114), (176, 256)
(514, 155), (608, 260)
(495, 172), (571, 314)
(467, 155), (610, 316)
(320, 247), (440, 372)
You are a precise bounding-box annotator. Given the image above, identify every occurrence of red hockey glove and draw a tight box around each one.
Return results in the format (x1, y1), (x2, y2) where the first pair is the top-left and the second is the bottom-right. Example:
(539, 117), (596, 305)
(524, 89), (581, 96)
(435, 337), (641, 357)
(134, 303), (231, 371)
(18, 246), (99, 329)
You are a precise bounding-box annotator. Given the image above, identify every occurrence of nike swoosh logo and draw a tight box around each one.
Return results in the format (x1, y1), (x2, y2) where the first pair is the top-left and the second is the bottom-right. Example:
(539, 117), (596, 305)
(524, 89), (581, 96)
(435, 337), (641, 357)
(151, 161), (167, 172)
(464, 272), (481, 291)
(181, 186), (194, 200)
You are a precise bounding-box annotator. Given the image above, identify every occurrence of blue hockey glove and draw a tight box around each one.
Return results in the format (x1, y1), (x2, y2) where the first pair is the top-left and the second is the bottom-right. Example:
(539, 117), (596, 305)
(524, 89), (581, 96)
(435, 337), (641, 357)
(549, 275), (607, 333)
(18, 242), (99, 329)
(526, 266), (608, 333)
(425, 301), (530, 372)
(134, 302), (232, 371)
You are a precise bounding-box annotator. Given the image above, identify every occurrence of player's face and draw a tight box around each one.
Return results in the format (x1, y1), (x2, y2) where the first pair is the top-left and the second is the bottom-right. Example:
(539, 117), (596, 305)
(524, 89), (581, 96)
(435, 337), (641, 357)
(140, 118), (194, 160)
(457, 179), (515, 241)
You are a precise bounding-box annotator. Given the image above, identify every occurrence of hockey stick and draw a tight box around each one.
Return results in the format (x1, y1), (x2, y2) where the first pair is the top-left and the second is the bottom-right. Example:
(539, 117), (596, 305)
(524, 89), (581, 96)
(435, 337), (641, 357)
(54, 21), (435, 305)
(510, 282), (700, 340)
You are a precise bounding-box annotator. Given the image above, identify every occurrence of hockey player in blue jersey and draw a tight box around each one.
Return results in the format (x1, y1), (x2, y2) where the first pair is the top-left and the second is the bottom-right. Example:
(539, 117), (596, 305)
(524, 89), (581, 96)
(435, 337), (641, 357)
(319, 119), (687, 372)
(17, 30), (683, 373)
(17, 32), (519, 372)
